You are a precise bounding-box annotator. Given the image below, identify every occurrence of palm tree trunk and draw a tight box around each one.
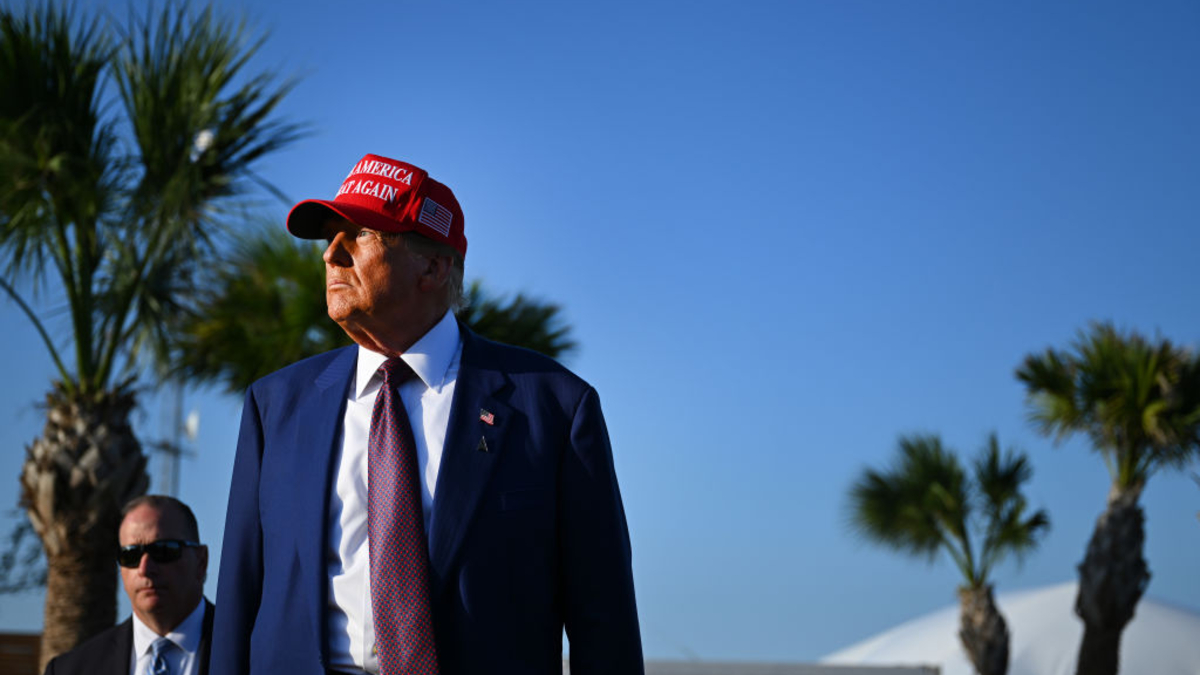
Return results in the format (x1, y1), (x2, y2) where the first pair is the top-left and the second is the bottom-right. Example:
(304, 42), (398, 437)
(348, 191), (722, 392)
(42, 542), (120, 665)
(19, 384), (148, 671)
(958, 583), (1010, 675)
(1074, 484), (1150, 675)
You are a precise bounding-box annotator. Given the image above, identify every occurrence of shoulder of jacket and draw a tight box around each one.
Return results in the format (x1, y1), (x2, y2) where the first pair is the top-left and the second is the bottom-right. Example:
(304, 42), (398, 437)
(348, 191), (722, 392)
(250, 345), (355, 391)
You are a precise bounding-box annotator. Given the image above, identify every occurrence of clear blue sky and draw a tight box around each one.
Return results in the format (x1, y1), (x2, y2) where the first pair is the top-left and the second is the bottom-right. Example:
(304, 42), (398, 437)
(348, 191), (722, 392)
(2, 0), (1198, 663)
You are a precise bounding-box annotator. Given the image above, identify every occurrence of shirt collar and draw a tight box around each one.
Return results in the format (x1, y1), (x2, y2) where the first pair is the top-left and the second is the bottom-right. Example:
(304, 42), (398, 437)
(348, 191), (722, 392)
(131, 598), (206, 657)
(354, 309), (461, 399)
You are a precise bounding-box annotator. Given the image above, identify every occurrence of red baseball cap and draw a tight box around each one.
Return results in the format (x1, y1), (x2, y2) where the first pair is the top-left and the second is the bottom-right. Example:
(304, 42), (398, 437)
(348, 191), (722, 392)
(286, 154), (467, 258)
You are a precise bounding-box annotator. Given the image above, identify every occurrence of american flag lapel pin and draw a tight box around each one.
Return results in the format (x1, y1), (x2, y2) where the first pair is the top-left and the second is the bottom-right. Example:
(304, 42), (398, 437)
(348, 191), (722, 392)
(480, 409), (495, 426)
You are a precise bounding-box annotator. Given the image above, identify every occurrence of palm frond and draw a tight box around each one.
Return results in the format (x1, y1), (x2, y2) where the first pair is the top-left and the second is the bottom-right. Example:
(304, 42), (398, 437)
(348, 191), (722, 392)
(458, 280), (577, 359)
(848, 434), (973, 579)
(1016, 349), (1080, 442)
(849, 432), (1049, 588)
(173, 224), (344, 394)
(114, 3), (303, 231)
(88, 1), (304, 386)
(973, 433), (1050, 579)
(1017, 321), (1200, 488)
(0, 2), (119, 389)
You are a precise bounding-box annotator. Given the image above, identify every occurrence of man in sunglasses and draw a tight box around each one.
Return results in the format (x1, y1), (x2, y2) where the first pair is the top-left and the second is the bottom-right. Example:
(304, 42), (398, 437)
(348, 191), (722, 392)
(43, 495), (213, 675)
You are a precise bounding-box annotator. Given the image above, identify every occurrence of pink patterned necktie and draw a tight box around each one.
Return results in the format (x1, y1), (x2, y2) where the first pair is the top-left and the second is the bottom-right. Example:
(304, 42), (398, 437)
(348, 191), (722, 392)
(368, 358), (439, 674)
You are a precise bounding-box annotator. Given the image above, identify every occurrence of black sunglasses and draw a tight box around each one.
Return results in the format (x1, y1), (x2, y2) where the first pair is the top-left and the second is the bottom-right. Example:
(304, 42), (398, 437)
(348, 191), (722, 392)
(117, 539), (202, 568)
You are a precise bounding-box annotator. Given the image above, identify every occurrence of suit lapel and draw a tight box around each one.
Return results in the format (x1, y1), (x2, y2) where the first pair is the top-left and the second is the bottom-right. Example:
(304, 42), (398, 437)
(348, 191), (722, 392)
(114, 619), (133, 675)
(196, 600), (215, 675)
(428, 331), (510, 590)
(291, 346), (356, 653)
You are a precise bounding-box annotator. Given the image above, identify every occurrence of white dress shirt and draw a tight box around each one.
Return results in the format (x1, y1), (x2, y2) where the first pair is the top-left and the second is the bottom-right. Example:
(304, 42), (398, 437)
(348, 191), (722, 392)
(129, 599), (206, 675)
(326, 310), (462, 674)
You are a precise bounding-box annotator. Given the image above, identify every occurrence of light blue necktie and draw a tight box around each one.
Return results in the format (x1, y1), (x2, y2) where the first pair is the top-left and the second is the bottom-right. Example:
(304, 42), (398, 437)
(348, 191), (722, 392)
(150, 637), (172, 675)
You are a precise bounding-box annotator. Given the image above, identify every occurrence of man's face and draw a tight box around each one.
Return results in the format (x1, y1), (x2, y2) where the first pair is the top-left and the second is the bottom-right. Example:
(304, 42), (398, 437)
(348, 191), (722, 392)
(322, 217), (428, 338)
(118, 504), (207, 633)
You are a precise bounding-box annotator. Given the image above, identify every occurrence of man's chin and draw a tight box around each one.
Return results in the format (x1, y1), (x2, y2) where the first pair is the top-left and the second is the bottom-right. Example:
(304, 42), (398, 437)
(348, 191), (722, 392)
(326, 304), (358, 328)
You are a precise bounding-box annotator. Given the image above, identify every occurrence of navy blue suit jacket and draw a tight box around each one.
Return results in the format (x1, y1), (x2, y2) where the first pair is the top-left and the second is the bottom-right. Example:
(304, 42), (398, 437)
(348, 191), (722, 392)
(211, 328), (643, 674)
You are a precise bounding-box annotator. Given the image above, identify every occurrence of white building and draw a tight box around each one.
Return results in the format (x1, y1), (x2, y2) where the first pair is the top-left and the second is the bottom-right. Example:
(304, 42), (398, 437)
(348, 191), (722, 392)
(821, 582), (1200, 675)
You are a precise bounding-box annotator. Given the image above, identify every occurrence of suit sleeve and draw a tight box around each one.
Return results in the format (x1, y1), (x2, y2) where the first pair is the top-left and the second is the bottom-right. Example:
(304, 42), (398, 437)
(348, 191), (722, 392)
(211, 386), (266, 674)
(561, 386), (645, 675)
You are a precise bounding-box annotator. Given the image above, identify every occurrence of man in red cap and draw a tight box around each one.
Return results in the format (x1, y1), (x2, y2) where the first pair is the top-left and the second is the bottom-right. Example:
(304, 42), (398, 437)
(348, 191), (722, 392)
(211, 155), (643, 675)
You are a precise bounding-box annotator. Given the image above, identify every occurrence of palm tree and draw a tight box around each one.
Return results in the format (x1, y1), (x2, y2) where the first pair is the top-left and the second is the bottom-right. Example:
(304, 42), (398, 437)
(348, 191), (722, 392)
(458, 279), (577, 358)
(0, 2), (298, 666)
(172, 226), (338, 394)
(849, 433), (1050, 675)
(174, 226), (577, 395)
(1016, 322), (1200, 675)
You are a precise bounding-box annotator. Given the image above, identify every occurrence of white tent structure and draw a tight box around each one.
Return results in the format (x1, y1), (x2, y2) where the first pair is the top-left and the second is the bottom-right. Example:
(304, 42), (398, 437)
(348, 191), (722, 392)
(821, 582), (1200, 675)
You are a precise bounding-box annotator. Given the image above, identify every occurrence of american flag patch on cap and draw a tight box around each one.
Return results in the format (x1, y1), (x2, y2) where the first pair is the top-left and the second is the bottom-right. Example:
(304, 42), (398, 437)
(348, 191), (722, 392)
(418, 197), (453, 236)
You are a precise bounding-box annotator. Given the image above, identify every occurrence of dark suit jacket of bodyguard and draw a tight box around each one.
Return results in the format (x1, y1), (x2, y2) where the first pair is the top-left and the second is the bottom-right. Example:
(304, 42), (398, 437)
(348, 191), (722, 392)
(43, 600), (214, 675)
(211, 326), (644, 674)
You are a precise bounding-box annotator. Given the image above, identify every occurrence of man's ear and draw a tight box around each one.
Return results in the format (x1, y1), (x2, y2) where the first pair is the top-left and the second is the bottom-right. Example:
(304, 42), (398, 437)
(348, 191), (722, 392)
(198, 545), (209, 584)
(417, 254), (451, 292)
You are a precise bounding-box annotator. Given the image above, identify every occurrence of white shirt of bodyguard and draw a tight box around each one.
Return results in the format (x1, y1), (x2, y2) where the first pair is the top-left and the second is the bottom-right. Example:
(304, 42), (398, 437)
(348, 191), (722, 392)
(129, 599), (206, 675)
(326, 310), (461, 675)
